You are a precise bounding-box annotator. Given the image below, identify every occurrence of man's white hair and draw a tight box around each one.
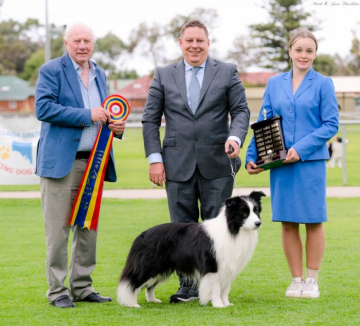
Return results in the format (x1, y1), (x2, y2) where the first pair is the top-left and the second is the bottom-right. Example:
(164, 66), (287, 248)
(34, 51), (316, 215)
(63, 23), (96, 42)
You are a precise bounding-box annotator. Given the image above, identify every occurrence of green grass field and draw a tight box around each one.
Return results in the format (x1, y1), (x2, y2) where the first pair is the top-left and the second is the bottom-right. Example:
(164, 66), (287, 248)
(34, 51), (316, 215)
(0, 198), (359, 325)
(1, 126), (359, 191)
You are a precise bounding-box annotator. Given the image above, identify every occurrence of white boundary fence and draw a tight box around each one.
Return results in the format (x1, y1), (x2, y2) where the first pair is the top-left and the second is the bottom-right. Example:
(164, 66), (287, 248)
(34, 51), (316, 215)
(1, 116), (359, 185)
(339, 120), (360, 185)
(127, 119), (360, 186)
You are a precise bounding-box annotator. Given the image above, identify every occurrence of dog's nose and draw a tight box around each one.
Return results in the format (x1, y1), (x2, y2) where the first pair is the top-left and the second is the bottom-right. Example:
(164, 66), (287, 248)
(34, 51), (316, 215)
(255, 221), (262, 228)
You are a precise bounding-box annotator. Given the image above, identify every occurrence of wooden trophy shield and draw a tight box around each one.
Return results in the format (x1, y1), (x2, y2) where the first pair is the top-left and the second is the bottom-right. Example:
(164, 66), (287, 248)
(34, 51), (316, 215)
(251, 115), (287, 170)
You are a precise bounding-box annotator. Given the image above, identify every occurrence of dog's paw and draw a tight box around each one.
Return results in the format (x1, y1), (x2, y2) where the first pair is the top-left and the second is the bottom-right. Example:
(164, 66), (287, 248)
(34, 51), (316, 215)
(212, 301), (226, 308)
(132, 304), (141, 308)
(148, 298), (162, 303)
(221, 299), (233, 307)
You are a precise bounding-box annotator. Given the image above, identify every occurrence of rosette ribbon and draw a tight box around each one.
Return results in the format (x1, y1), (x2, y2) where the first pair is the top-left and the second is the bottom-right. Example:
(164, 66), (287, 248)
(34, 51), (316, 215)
(69, 95), (130, 231)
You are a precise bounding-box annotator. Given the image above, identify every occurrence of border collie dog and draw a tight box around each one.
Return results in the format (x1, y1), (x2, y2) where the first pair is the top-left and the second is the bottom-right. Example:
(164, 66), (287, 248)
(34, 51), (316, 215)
(117, 191), (266, 308)
(328, 137), (348, 168)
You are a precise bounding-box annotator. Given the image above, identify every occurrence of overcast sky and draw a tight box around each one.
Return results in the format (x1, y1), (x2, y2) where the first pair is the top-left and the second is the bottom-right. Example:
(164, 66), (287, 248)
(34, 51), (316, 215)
(1, 0), (360, 74)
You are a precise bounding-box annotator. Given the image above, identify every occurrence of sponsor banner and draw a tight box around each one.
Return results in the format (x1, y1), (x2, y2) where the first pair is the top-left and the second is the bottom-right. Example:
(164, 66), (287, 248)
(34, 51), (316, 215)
(0, 116), (40, 185)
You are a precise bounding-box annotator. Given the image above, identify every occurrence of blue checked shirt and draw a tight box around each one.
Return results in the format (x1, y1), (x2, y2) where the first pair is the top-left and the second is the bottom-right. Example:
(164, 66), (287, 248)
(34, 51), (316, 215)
(70, 57), (102, 152)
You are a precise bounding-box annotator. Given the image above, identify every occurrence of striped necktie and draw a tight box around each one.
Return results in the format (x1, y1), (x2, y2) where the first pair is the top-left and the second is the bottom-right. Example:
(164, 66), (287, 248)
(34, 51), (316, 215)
(189, 66), (201, 114)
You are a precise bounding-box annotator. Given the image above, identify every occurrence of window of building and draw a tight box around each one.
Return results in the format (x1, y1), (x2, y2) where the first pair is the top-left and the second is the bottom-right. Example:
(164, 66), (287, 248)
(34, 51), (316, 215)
(9, 101), (17, 109)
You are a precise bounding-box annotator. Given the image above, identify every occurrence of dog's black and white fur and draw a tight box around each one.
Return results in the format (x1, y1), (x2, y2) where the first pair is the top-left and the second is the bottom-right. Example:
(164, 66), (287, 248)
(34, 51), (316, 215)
(327, 137), (349, 168)
(117, 191), (266, 308)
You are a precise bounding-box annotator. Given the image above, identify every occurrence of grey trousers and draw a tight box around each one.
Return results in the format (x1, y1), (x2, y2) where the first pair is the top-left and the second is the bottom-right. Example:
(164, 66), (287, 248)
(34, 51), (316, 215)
(165, 166), (234, 223)
(165, 167), (233, 290)
(40, 159), (98, 302)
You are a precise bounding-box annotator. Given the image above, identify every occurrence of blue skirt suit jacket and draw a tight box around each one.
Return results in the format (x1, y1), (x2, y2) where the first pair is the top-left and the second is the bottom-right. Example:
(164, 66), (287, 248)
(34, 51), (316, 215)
(246, 68), (339, 223)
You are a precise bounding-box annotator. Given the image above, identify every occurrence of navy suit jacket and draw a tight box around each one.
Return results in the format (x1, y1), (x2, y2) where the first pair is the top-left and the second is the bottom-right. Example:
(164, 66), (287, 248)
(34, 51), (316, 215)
(246, 68), (338, 165)
(35, 53), (117, 181)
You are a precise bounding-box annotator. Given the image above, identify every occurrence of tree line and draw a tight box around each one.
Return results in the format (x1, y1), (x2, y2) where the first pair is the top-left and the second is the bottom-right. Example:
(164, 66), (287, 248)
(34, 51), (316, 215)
(0, 0), (359, 86)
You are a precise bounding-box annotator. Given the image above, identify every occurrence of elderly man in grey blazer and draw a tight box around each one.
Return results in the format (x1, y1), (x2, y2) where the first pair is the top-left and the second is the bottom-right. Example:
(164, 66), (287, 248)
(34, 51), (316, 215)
(142, 20), (250, 303)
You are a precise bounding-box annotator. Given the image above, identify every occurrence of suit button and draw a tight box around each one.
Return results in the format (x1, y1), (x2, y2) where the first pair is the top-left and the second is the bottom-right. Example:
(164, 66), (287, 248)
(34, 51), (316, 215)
(288, 131), (293, 135)
(289, 109), (293, 113)
(289, 120), (293, 124)
(194, 120), (198, 124)
(75, 138), (80, 142)
(194, 139), (198, 142)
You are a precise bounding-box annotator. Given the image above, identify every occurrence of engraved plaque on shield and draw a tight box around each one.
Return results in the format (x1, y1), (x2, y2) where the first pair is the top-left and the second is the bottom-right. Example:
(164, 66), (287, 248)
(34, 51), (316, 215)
(251, 115), (287, 170)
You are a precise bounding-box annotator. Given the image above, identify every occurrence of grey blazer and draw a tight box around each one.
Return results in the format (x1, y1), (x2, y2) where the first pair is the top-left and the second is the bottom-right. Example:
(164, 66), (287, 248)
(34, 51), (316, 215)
(142, 57), (250, 182)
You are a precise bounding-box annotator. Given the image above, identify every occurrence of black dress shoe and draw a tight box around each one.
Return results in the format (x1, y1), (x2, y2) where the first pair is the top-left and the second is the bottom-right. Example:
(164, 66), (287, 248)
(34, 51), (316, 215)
(50, 295), (75, 308)
(78, 292), (112, 303)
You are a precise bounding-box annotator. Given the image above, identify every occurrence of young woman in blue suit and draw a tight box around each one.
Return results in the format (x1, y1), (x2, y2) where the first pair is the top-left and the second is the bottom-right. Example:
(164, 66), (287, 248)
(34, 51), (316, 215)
(246, 29), (338, 298)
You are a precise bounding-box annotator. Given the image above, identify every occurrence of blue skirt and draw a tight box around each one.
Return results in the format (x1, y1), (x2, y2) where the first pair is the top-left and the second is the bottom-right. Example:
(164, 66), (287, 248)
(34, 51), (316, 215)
(270, 160), (327, 224)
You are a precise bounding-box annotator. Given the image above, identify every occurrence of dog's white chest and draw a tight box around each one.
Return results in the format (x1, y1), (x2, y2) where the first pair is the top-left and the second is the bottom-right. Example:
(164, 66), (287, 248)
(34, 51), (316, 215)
(220, 230), (258, 276)
(204, 215), (258, 282)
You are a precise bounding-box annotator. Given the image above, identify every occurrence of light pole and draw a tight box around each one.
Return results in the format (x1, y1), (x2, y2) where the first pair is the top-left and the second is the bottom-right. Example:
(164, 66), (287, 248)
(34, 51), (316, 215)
(0, 0), (4, 16)
(63, 25), (67, 55)
(45, 0), (51, 62)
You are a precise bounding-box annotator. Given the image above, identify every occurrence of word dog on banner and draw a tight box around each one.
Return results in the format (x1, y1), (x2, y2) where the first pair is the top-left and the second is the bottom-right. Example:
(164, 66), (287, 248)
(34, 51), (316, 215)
(69, 95), (130, 231)
(0, 116), (41, 185)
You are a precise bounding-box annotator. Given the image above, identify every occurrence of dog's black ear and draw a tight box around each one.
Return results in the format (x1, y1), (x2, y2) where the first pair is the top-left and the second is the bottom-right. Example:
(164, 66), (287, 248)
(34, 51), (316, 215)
(225, 197), (240, 207)
(249, 191), (266, 203)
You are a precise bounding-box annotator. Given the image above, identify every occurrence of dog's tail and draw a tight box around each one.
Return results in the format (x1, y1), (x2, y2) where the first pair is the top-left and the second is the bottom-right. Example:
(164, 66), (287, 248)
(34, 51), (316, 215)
(117, 280), (141, 308)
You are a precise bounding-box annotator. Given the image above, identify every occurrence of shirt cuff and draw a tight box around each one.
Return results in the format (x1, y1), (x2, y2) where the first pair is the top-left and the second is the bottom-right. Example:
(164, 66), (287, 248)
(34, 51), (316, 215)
(147, 153), (163, 164)
(228, 136), (241, 147)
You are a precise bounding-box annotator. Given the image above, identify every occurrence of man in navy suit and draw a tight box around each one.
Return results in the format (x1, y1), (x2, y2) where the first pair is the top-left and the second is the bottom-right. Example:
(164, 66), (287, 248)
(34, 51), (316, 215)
(35, 23), (125, 308)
